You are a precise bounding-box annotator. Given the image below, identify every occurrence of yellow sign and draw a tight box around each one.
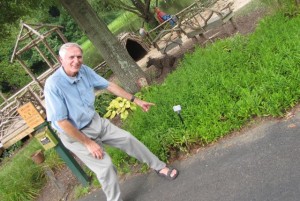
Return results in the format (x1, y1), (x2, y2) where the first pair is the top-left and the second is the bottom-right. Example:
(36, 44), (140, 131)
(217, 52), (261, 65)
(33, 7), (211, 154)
(17, 102), (45, 129)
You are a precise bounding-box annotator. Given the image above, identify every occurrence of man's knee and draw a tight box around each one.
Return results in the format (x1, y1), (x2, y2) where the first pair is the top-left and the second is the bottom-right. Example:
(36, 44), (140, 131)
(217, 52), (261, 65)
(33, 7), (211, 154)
(122, 132), (139, 145)
(96, 161), (117, 180)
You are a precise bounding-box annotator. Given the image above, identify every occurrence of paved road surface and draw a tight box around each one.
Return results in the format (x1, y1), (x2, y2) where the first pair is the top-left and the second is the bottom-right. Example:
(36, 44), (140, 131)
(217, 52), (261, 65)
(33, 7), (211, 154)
(78, 107), (300, 201)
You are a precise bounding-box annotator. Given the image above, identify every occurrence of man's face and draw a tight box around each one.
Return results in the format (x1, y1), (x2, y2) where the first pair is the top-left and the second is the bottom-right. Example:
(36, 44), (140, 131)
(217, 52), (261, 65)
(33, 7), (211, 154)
(60, 46), (83, 77)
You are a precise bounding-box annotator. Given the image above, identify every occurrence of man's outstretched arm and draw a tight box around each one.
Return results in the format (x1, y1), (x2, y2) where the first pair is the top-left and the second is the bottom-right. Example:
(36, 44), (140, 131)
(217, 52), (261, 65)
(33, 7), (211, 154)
(106, 82), (155, 112)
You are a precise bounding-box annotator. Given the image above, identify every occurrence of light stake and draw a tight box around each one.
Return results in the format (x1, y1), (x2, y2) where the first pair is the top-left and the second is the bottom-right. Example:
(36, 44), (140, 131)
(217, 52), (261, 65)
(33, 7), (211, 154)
(173, 105), (186, 129)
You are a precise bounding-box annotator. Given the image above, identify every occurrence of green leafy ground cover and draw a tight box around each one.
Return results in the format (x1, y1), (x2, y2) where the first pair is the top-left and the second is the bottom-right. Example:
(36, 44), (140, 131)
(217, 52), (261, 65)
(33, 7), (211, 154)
(113, 9), (300, 165)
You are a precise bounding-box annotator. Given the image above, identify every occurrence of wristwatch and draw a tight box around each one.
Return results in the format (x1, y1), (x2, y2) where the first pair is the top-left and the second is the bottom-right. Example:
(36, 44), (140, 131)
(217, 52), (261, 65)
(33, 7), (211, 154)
(130, 95), (136, 102)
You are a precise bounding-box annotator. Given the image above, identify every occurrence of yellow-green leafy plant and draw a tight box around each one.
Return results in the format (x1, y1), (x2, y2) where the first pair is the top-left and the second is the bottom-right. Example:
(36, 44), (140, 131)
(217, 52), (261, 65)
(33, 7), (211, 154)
(104, 97), (137, 120)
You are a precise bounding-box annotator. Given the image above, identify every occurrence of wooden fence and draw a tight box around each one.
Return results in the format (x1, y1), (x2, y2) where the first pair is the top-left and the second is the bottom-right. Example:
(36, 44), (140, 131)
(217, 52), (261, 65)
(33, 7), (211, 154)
(145, 0), (236, 54)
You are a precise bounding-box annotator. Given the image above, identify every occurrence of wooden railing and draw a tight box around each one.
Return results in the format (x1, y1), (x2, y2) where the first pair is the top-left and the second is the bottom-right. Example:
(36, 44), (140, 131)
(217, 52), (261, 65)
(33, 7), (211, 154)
(145, 0), (236, 54)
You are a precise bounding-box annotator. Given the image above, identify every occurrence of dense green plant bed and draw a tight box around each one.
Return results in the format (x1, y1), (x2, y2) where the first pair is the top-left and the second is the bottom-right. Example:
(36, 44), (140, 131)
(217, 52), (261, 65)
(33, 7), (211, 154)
(119, 10), (300, 163)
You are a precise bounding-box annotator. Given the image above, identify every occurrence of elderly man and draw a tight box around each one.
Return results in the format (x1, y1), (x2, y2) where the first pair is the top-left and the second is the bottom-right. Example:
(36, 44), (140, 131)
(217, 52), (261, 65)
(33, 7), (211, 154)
(44, 43), (178, 201)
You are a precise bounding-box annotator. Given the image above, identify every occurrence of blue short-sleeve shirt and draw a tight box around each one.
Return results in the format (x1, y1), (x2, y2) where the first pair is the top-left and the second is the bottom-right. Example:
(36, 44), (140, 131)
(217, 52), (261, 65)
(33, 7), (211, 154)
(44, 65), (109, 133)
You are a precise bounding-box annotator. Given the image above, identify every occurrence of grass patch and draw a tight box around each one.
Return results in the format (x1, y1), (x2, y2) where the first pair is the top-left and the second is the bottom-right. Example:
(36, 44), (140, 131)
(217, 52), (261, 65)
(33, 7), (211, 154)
(0, 139), (64, 201)
(0, 140), (44, 201)
(108, 12), (141, 35)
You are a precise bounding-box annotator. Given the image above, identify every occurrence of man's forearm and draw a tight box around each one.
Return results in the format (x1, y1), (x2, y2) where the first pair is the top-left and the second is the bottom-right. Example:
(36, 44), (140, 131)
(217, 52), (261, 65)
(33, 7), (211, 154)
(106, 81), (155, 112)
(106, 82), (134, 102)
(57, 119), (90, 144)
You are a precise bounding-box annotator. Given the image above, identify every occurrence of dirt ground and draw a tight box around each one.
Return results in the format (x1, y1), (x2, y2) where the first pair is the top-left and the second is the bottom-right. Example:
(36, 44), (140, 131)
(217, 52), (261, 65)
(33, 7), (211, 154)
(35, 1), (268, 201)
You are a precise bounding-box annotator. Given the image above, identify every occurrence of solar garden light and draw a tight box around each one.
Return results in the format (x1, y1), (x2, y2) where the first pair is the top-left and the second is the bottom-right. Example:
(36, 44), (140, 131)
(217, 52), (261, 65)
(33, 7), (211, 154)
(173, 105), (186, 128)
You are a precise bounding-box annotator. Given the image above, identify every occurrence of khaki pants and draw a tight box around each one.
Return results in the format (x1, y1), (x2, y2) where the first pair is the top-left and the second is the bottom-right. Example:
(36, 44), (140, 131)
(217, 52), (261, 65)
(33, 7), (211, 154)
(59, 113), (166, 201)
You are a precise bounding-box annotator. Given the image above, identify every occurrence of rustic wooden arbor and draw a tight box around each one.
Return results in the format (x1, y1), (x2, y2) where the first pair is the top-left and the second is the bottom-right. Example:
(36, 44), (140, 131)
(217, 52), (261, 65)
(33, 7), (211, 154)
(0, 22), (67, 148)
(11, 22), (68, 92)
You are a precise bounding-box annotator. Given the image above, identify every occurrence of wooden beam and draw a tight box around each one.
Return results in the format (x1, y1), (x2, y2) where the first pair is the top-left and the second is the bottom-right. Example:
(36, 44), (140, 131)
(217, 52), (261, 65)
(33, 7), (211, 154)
(0, 91), (7, 101)
(28, 33), (54, 69)
(2, 126), (34, 149)
(10, 25), (25, 63)
(26, 23), (64, 28)
(56, 29), (68, 43)
(19, 24), (64, 41)
(42, 39), (60, 65)
(15, 27), (59, 56)
(23, 23), (44, 39)
(19, 24), (44, 41)
(15, 56), (44, 90)
(35, 45), (54, 69)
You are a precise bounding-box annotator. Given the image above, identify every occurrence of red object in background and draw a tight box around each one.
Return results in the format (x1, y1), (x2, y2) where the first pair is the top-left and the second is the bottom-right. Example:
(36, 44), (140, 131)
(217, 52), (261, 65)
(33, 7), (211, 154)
(155, 7), (167, 23)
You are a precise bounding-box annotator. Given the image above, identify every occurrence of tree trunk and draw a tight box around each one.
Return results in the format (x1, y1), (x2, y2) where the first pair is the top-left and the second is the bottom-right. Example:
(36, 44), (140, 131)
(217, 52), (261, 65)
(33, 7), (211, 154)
(59, 0), (148, 93)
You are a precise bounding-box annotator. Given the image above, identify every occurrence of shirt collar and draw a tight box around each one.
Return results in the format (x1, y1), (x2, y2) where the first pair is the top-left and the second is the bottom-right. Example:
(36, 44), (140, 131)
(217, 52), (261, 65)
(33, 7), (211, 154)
(59, 66), (83, 84)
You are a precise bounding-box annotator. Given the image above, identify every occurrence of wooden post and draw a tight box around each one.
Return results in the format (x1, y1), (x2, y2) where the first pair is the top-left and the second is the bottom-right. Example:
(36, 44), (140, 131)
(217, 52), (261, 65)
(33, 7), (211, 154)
(15, 56), (44, 90)
(31, 40), (55, 69)
(28, 87), (45, 111)
(56, 29), (68, 43)
(34, 46), (54, 69)
(0, 91), (7, 102)
(10, 26), (24, 63)
(42, 39), (60, 65)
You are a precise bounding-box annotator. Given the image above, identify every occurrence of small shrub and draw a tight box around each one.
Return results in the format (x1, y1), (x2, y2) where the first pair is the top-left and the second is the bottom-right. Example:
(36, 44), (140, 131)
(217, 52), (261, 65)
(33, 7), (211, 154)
(95, 93), (116, 117)
(104, 97), (137, 121)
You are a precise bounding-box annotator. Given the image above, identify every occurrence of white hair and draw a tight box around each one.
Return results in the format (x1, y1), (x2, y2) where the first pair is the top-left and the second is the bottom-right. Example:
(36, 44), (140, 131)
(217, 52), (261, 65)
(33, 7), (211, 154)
(59, 42), (83, 58)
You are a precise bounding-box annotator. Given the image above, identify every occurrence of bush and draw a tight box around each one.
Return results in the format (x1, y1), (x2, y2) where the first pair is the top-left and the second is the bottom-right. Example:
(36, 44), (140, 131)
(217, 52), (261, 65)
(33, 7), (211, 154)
(95, 92), (116, 117)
